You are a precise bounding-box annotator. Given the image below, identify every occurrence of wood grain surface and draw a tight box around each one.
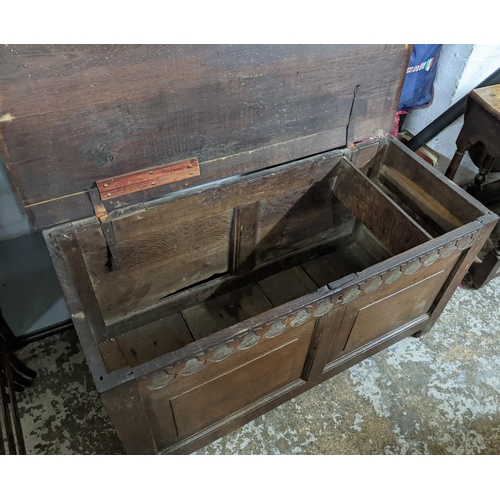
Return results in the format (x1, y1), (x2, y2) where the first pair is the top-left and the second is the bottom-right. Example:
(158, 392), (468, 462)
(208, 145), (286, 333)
(333, 158), (431, 255)
(375, 138), (484, 226)
(77, 209), (233, 324)
(182, 284), (273, 340)
(471, 84), (500, 122)
(0, 44), (410, 227)
(73, 150), (345, 324)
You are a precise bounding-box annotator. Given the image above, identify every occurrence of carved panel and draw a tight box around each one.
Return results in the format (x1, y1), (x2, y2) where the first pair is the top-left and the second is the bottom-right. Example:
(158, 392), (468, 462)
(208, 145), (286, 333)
(144, 230), (477, 391)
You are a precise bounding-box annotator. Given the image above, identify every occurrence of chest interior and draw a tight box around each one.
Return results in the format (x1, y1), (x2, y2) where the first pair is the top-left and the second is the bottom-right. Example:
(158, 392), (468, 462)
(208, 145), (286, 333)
(46, 136), (483, 371)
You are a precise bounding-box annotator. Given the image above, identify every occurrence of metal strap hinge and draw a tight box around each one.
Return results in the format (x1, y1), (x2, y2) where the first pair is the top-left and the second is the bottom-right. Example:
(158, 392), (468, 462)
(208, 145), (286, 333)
(89, 158), (200, 270)
(96, 158), (200, 200)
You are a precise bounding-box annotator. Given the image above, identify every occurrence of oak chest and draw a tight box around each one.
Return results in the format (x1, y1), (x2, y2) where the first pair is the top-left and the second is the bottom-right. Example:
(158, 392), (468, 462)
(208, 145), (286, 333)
(1, 45), (497, 454)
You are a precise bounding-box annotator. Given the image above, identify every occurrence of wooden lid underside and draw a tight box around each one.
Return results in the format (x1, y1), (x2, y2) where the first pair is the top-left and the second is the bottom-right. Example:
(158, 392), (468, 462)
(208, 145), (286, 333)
(0, 44), (410, 228)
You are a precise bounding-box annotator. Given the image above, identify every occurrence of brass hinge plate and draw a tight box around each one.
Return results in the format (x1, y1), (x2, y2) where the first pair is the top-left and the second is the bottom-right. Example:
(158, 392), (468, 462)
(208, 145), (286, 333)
(96, 158), (200, 200)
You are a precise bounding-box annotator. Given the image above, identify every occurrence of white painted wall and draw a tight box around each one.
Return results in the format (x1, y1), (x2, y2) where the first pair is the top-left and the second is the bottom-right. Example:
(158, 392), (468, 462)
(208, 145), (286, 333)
(403, 44), (500, 170)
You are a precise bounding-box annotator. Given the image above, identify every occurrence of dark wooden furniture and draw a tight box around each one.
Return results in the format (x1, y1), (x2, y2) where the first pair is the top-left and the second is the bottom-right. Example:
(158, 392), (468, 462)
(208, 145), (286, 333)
(0, 313), (36, 454)
(445, 84), (500, 288)
(1, 45), (497, 454)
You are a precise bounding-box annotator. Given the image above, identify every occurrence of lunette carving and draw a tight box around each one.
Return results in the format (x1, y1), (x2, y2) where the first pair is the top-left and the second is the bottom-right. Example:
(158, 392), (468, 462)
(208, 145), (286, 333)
(423, 251), (440, 267)
(263, 319), (288, 338)
(146, 231), (478, 390)
(439, 243), (457, 258)
(457, 235), (475, 251)
(404, 259), (422, 275)
(311, 298), (334, 317)
(290, 308), (311, 327)
(180, 358), (205, 375)
(385, 267), (403, 284)
(362, 275), (383, 293)
(342, 285), (362, 303)
(238, 331), (261, 350)
(147, 370), (175, 390)
(209, 344), (234, 362)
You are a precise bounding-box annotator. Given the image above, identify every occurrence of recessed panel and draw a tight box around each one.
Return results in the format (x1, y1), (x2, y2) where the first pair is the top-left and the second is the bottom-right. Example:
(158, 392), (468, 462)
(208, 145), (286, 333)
(344, 270), (448, 353)
(78, 209), (233, 323)
(171, 339), (299, 437)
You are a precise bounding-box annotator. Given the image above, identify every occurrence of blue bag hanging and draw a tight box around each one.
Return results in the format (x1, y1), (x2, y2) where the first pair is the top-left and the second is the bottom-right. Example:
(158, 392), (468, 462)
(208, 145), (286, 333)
(398, 44), (443, 111)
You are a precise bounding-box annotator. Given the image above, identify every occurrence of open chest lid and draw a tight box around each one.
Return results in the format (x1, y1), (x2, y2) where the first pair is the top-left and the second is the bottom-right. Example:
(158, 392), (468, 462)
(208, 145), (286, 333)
(0, 44), (411, 229)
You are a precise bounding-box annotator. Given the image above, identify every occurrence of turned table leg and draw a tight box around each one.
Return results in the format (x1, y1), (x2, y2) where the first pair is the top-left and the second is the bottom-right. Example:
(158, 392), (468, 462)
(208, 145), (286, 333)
(473, 154), (496, 188)
(445, 147), (467, 180)
(444, 117), (477, 180)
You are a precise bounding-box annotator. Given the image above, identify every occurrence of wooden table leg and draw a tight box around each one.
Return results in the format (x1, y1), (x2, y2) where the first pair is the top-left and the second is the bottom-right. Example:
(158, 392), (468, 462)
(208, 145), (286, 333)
(473, 154), (496, 188)
(470, 240), (500, 288)
(445, 148), (467, 180)
(0, 313), (36, 454)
